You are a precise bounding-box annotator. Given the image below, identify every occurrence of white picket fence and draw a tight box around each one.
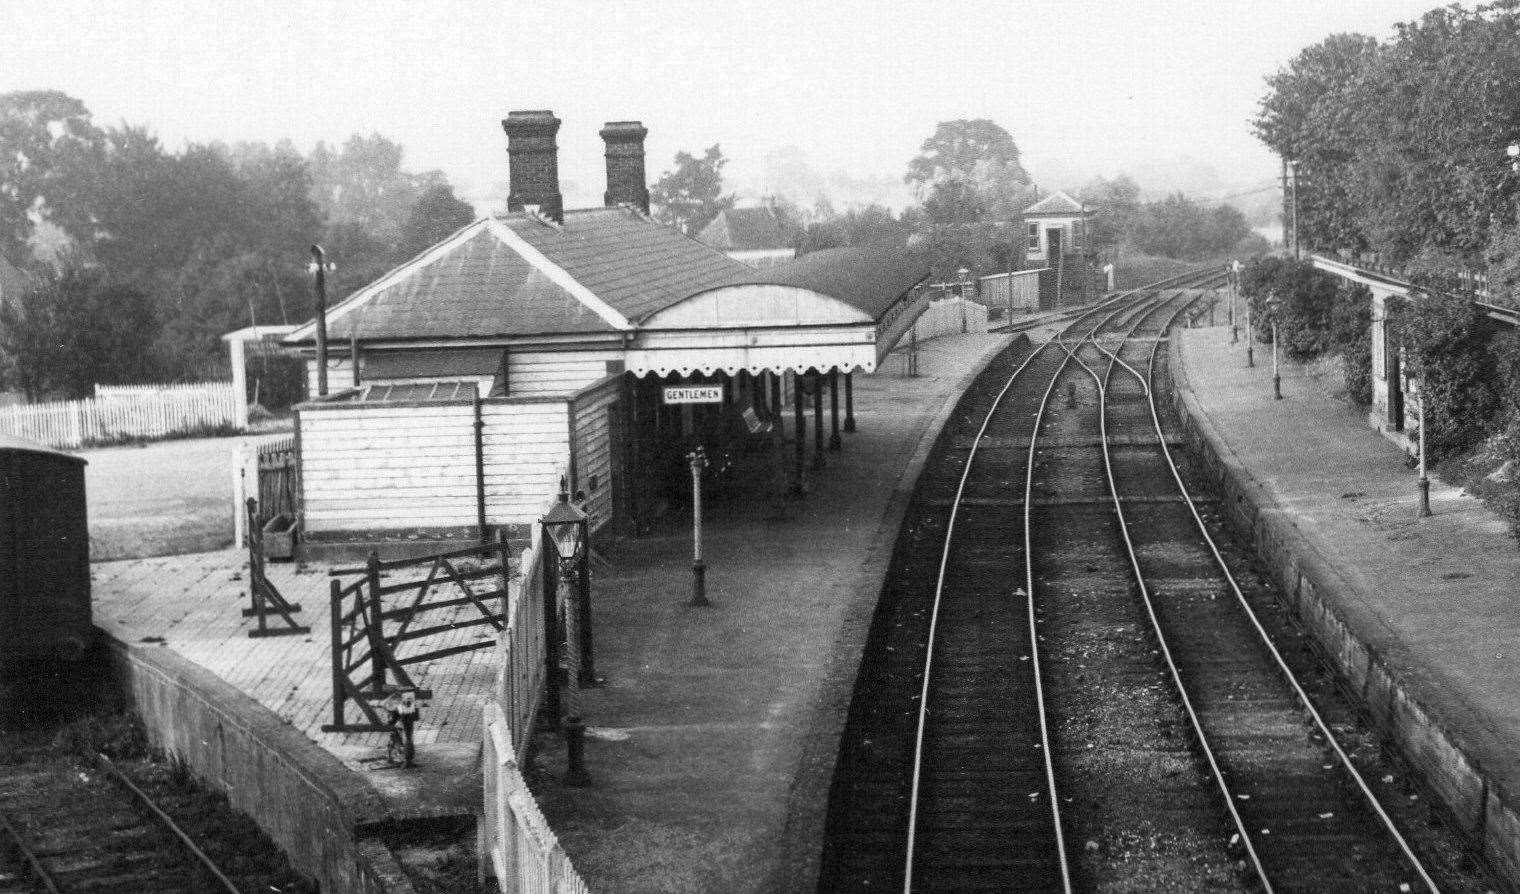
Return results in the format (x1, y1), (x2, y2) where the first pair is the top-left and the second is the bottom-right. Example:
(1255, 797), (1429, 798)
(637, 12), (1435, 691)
(481, 476), (594, 894)
(0, 382), (238, 449)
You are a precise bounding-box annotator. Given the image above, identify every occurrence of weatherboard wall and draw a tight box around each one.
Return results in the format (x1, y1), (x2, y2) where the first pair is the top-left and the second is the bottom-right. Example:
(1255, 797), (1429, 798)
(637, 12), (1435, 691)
(507, 350), (623, 396)
(297, 397), (571, 542)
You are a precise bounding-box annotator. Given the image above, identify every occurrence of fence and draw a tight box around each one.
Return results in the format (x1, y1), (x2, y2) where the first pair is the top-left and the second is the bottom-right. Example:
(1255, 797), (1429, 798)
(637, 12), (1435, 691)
(905, 296), (989, 343)
(481, 481), (594, 893)
(323, 542), (513, 732)
(254, 437), (299, 531)
(483, 703), (591, 894)
(979, 269), (1046, 319)
(0, 382), (237, 449)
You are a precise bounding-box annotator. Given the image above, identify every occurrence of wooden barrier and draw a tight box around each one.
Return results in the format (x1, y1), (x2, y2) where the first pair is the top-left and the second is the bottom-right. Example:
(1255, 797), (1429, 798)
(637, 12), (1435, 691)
(482, 702), (591, 894)
(0, 383), (237, 448)
(322, 542), (513, 732)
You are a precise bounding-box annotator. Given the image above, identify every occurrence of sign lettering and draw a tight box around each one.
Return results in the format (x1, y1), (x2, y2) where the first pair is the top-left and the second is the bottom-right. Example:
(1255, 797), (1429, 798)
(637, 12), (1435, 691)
(663, 385), (724, 405)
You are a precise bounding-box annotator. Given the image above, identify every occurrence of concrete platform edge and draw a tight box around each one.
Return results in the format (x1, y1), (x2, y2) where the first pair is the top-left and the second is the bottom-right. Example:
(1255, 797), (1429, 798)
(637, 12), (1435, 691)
(1167, 337), (1520, 886)
(772, 332), (1024, 893)
(99, 619), (419, 894)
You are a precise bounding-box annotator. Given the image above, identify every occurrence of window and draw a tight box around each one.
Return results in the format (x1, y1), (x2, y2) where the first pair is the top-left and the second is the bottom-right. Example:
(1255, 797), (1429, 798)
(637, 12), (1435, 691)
(1027, 223), (1040, 251)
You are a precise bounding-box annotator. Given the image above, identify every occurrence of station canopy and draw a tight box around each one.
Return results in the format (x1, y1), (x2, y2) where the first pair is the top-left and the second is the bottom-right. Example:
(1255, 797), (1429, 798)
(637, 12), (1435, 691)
(624, 242), (932, 378)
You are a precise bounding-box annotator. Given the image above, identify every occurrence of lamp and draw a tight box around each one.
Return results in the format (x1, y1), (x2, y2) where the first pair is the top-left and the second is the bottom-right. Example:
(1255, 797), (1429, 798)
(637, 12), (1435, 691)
(540, 486), (587, 574)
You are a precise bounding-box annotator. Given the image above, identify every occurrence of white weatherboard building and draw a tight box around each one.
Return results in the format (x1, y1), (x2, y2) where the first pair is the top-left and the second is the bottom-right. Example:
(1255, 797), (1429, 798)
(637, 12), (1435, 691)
(277, 111), (932, 559)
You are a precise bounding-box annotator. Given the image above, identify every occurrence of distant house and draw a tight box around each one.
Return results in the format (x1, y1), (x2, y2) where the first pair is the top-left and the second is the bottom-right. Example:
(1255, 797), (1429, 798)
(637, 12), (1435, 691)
(697, 205), (796, 269)
(1022, 190), (1090, 265)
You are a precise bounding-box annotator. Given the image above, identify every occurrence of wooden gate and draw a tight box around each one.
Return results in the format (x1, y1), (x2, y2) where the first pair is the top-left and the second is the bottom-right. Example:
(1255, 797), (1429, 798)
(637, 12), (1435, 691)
(322, 543), (514, 732)
(255, 437), (299, 530)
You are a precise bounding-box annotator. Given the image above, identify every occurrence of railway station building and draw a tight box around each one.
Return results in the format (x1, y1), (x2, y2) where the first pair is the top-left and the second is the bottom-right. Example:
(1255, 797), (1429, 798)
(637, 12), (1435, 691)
(279, 110), (931, 558)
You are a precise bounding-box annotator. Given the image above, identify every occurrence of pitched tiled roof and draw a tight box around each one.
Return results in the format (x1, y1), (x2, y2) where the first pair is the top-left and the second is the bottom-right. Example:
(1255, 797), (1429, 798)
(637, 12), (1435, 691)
(513, 208), (752, 325)
(289, 207), (753, 343)
(1024, 190), (1086, 217)
(697, 207), (792, 252)
(738, 242), (930, 320)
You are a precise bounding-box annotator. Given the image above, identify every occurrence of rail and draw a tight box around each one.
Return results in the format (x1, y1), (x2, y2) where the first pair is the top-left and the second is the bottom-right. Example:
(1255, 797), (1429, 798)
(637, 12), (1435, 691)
(1132, 287), (1441, 891)
(0, 805), (61, 894)
(901, 266), (1221, 892)
(1052, 279), (1442, 890)
(1059, 285), (1272, 888)
(0, 753), (244, 894)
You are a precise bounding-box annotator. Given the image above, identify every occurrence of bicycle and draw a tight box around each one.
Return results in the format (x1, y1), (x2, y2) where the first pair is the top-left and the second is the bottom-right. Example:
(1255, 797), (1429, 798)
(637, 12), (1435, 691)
(381, 689), (420, 768)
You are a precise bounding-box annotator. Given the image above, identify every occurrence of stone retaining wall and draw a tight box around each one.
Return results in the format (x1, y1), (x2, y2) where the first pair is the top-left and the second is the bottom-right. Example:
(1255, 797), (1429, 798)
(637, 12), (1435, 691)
(105, 630), (416, 893)
(1167, 338), (1520, 886)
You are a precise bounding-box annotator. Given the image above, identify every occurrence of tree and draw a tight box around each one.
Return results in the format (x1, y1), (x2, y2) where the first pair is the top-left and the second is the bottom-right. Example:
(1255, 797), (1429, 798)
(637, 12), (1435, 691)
(0, 91), (103, 266)
(904, 119), (1034, 278)
(308, 133), (440, 247)
(0, 257), (160, 399)
(650, 144), (735, 235)
(1077, 174), (1142, 254)
(906, 119), (1030, 222)
(396, 183), (476, 260)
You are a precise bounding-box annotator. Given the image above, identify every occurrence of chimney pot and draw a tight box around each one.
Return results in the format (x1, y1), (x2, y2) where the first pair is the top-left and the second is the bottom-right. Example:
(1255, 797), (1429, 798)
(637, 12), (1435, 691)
(600, 120), (649, 215)
(502, 110), (564, 223)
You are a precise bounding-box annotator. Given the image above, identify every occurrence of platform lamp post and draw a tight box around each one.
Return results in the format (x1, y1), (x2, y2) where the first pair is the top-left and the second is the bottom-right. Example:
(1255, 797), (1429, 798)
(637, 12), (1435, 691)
(687, 447), (711, 607)
(1245, 301), (1255, 368)
(1267, 293), (1283, 400)
(956, 267), (971, 333)
(541, 487), (593, 785)
(1417, 389), (1432, 517)
(307, 246), (337, 397)
(1230, 259), (1242, 344)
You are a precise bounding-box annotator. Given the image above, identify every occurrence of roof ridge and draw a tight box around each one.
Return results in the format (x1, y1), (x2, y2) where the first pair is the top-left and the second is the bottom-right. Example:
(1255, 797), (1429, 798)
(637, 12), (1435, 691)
(286, 218), (491, 343)
(484, 218), (633, 330)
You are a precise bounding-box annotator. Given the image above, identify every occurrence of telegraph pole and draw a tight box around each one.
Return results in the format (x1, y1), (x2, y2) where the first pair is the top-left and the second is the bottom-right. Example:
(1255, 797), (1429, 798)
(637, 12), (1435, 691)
(311, 245), (330, 397)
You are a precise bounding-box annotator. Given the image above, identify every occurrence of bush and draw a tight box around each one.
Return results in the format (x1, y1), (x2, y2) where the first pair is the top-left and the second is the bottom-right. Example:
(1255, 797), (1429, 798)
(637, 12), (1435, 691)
(1399, 290), (1499, 457)
(1240, 256), (1340, 360)
(1331, 282), (1373, 405)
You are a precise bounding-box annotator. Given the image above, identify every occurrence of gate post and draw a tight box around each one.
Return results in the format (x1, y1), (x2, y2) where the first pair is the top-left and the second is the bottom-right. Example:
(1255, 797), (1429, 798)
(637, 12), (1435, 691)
(366, 551), (386, 694)
(329, 579), (345, 729)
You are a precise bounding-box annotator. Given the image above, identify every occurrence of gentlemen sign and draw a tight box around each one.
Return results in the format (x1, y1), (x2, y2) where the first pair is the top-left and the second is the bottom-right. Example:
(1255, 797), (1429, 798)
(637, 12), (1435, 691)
(663, 385), (724, 405)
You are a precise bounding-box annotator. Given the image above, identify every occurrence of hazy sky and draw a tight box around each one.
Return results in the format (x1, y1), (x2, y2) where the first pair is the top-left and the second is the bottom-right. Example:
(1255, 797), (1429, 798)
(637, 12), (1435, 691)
(7, 1), (1454, 212)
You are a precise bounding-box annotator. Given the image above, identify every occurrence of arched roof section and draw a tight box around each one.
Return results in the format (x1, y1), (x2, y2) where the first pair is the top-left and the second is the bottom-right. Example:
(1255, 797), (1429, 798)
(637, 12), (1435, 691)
(637, 242), (930, 329)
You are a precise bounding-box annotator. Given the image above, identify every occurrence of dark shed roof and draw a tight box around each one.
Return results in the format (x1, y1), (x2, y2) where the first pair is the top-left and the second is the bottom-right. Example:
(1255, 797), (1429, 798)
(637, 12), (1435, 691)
(738, 243), (930, 319)
(0, 434), (86, 464)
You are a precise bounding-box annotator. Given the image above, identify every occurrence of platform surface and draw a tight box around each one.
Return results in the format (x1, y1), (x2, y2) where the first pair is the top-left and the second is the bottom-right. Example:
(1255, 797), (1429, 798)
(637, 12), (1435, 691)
(1177, 326), (1520, 797)
(521, 331), (1017, 894)
(91, 548), (489, 817)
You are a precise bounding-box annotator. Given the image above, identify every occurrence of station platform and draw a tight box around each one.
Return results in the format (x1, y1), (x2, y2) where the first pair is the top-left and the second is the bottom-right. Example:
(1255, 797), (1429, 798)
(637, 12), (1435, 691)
(1175, 326), (1520, 870)
(87, 327), (1025, 890)
(520, 331), (1018, 894)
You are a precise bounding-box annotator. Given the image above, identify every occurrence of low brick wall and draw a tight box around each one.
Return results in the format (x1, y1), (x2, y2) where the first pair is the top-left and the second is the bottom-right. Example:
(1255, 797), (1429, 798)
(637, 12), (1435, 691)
(104, 630), (416, 893)
(1167, 338), (1520, 886)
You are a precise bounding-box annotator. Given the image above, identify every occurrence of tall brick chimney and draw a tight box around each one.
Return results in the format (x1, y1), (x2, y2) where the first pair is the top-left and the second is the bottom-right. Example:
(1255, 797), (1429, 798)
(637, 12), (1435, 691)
(600, 121), (649, 214)
(502, 110), (563, 223)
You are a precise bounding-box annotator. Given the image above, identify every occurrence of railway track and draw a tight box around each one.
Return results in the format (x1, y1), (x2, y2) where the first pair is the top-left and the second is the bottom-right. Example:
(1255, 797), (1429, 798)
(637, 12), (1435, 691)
(819, 271), (1501, 892)
(0, 739), (293, 894)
